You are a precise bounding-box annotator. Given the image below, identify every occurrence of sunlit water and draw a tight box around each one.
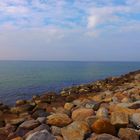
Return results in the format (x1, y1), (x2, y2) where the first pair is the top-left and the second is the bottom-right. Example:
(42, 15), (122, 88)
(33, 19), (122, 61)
(0, 61), (140, 104)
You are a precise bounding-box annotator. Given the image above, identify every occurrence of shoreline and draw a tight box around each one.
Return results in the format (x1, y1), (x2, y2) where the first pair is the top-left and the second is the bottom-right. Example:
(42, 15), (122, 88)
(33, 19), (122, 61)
(0, 69), (140, 139)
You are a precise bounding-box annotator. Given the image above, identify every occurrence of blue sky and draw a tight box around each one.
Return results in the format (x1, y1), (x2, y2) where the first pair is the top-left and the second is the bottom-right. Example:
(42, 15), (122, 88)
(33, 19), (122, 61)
(0, 0), (140, 61)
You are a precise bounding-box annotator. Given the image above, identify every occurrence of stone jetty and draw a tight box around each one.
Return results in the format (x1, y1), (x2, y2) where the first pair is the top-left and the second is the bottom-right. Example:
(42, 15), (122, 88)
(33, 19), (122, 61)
(0, 70), (140, 140)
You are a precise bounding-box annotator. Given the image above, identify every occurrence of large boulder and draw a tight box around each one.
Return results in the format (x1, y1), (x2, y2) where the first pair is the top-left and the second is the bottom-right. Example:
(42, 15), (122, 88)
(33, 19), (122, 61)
(91, 118), (116, 135)
(61, 121), (90, 140)
(72, 108), (94, 121)
(47, 113), (72, 127)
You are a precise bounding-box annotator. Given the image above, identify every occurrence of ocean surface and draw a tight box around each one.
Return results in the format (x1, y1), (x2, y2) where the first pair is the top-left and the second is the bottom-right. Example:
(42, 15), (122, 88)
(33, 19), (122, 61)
(0, 61), (140, 105)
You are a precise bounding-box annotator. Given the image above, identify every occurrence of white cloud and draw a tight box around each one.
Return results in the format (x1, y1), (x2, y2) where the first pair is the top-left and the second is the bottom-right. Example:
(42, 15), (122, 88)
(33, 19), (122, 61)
(87, 15), (99, 28)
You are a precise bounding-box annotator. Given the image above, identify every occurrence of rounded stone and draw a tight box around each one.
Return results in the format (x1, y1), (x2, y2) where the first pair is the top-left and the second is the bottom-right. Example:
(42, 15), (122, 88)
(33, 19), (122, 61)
(91, 118), (116, 135)
(72, 108), (94, 121)
(47, 113), (72, 127)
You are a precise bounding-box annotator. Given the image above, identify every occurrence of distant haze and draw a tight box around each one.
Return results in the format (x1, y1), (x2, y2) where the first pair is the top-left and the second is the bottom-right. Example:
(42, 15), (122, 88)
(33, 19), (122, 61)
(0, 0), (140, 61)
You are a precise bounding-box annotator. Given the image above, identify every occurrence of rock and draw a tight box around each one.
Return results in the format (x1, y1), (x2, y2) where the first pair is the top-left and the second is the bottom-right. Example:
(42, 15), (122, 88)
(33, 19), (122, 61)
(64, 103), (74, 111)
(55, 135), (64, 140)
(6, 118), (25, 125)
(0, 127), (8, 140)
(11, 137), (23, 140)
(32, 109), (49, 119)
(0, 120), (5, 127)
(86, 116), (98, 126)
(72, 98), (90, 106)
(96, 107), (109, 118)
(16, 127), (30, 137)
(85, 101), (101, 111)
(121, 97), (131, 103)
(130, 113), (140, 128)
(111, 112), (129, 127)
(135, 74), (140, 82)
(91, 118), (116, 135)
(87, 133), (120, 140)
(61, 121), (90, 140)
(51, 126), (61, 136)
(53, 107), (70, 116)
(72, 108), (94, 121)
(24, 124), (50, 138)
(109, 105), (137, 115)
(128, 101), (140, 109)
(19, 120), (40, 129)
(36, 102), (48, 110)
(47, 113), (72, 127)
(11, 104), (34, 114)
(118, 128), (139, 140)
(37, 117), (46, 124)
(65, 95), (76, 102)
(26, 129), (56, 140)
(16, 100), (27, 106)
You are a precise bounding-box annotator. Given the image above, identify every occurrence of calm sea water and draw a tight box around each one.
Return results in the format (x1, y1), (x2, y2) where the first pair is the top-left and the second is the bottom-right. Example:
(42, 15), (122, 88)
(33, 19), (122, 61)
(0, 61), (140, 104)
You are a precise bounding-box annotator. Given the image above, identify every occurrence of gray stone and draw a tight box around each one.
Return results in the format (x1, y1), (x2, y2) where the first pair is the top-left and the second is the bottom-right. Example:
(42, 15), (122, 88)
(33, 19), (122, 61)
(130, 113), (140, 128)
(87, 133), (120, 140)
(26, 129), (56, 140)
(19, 120), (40, 129)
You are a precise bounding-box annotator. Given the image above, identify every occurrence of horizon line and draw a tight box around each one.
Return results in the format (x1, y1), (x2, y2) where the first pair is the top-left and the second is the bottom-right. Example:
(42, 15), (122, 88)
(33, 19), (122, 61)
(0, 59), (140, 63)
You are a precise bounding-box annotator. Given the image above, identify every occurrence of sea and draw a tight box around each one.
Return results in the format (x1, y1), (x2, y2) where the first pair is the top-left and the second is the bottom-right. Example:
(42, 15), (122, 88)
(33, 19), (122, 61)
(0, 61), (140, 105)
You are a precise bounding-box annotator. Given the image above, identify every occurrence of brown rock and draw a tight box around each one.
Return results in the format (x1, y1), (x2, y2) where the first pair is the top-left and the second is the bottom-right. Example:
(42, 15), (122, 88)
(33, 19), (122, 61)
(53, 107), (70, 116)
(55, 135), (64, 140)
(118, 128), (139, 140)
(72, 108), (94, 121)
(16, 100), (27, 106)
(51, 126), (61, 136)
(64, 103), (74, 111)
(47, 113), (72, 127)
(86, 116), (98, 126)
(61, 121), (90, 140)
(109, 105), (138, 115)
(36, 102), (48, 110)
(111, 112), (129, 127)
(11, 137), (23, 140)
(0, 128), (8, 140)
(11, 104), (34, 114)
(6, 118), (25, 125)
(96, 107), (109, 118)
(91, 118), (116, 135)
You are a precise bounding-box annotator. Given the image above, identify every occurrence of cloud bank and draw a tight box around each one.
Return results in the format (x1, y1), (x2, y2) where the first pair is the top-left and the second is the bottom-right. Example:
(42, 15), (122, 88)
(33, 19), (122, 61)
(0, 0), (140, 61)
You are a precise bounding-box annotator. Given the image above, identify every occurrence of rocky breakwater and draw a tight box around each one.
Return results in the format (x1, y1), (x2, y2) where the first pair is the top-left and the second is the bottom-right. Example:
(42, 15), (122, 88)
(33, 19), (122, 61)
(0, 70), (140, 140)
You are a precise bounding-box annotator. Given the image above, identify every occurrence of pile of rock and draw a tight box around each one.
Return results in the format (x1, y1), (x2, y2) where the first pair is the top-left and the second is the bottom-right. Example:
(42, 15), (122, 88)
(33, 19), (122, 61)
(0, 70), (140, 140)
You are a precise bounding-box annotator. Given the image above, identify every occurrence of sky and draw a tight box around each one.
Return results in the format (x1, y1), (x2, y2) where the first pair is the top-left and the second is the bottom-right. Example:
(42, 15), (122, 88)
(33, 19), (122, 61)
(0, 0), (140, 61)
